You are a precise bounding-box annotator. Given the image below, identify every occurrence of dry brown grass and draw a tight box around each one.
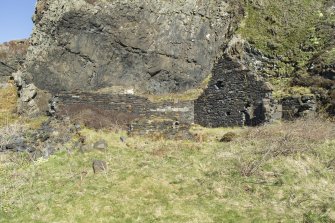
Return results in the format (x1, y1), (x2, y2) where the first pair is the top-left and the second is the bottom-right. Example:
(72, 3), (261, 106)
(0, 81), (18, 127)
(237, 117), (335, 176)
(34, 0), (50, 23)
(0, 51), (7, 60)
(1, 116), (334, 222)
(58, 104), (135, 130)
(243, 118), (334, 150)
(0, 122), (26, 150)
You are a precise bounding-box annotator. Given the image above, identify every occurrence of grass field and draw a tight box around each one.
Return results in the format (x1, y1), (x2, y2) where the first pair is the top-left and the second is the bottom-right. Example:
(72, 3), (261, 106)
(0, 117), (334, 222)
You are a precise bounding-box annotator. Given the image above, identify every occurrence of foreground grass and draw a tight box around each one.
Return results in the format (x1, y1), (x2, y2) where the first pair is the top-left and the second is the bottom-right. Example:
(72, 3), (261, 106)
(0, 118), (334, 222)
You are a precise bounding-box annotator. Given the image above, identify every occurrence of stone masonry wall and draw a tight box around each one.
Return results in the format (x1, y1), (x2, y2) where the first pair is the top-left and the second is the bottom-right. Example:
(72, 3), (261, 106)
(194, 56), (274, 127)
(129, 119), (193, 140)
(54, 92), (194, 132)
(281, 95), (317, 120)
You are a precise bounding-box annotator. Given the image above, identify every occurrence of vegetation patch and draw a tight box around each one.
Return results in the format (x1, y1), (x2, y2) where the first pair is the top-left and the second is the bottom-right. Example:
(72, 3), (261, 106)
(239, 0), (323, 69)
(0, 40), (29, 60)
(238, 0), (335, 100)
(1, 118), (334, 222)
(0, 82), (18, 127)
(145, 74), (212, 102)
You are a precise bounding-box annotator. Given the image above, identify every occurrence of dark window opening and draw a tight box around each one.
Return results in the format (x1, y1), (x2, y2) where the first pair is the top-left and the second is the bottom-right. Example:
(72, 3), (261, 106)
(226, 111), (231, 116)
(214, 80), (224, 90)
(173, 121), (180, 128)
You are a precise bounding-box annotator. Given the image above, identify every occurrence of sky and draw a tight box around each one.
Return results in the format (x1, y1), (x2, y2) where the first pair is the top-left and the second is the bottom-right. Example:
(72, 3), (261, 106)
(0, 0), (36, 43)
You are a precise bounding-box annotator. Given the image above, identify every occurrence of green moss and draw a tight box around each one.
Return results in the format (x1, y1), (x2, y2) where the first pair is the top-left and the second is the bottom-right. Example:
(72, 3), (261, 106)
(239, 0), (323, 58)
(270, 76), (314, 99)
(320, 47), (335, 65)
(238, 0), (335, 97)
(273, 86), (313, 99)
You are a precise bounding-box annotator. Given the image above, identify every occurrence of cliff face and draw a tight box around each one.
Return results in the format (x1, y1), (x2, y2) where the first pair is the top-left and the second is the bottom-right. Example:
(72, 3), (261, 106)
(22, 0), (242, 95)
(13, 0), (334, 121)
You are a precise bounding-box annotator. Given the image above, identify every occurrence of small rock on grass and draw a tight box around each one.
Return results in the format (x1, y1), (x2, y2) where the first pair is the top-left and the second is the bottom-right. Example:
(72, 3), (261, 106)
(120, 136), (126, 143)
(79, 144), (92, 153)
(93, 139), (108, 151)
(92, 160), (107, 174)
(43, 145), (56, 158)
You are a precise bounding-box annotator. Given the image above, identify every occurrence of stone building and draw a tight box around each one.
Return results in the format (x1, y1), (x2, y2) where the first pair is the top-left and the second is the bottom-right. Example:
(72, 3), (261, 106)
(194, 56), (275, 127)
(52, 54), (280, 138)
(12, 0), (319, 138)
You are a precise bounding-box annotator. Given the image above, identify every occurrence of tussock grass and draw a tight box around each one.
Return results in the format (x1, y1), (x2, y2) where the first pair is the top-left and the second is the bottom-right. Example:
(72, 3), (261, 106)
(0, 81), (48, 130)
(0, 122), (27, 148)
(0, 118), (334, 222)
(0, 82), (18, 127)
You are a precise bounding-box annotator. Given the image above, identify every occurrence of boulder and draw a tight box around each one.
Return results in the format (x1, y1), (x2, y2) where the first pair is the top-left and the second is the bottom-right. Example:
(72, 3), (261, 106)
(92, 160), (107, 174)
(20, 84), (37, 102)
(93, 139), (108, 151)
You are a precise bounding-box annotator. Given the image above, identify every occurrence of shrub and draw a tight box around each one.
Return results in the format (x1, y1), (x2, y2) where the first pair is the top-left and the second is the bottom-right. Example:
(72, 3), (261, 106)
(220, 132), (238, 142)
(236, 117), (335, 176)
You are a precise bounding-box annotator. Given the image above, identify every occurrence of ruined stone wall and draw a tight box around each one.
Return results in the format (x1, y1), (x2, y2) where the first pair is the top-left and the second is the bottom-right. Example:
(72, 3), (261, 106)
(194, 56), (274, 127)
(281, 95), (317, 120)
(55, 92), (194, 131)
(129, 119), (193, 140)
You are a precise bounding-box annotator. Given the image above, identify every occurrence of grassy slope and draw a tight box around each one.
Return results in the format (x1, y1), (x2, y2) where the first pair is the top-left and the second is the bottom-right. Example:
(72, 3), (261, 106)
(238, 0), (334, 98)
(0, 119), (334, 222)
(239, 0), (323, 61)
(1, 1), (335, 222)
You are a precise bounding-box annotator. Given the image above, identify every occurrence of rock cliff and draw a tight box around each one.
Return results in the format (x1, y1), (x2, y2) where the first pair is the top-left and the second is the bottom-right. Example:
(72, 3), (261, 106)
(22, 0), (242, 95)
(12, 0), (334, 127)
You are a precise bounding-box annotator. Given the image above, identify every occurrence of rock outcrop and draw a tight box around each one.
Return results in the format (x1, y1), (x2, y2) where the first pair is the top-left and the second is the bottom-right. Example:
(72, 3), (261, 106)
(10, 0), (333, 137)
(238, 0), (335, 116)
(0, 40), (28, 85)
(18, 0), (243, 114)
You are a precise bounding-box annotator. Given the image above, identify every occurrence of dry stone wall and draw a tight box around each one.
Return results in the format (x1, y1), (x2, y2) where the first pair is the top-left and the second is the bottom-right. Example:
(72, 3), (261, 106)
(54, 92), (194, 135)
(129, 119), (193, 140)
(281, 95), (317, 120)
